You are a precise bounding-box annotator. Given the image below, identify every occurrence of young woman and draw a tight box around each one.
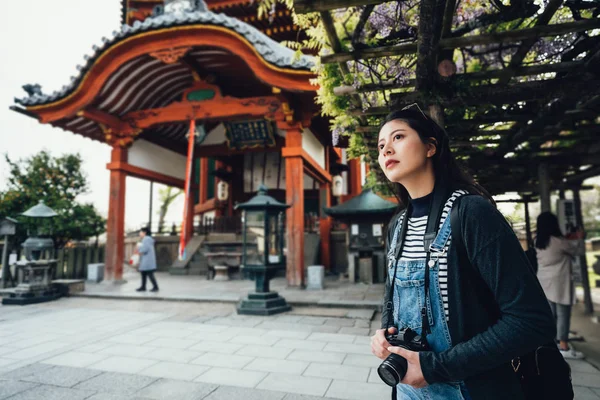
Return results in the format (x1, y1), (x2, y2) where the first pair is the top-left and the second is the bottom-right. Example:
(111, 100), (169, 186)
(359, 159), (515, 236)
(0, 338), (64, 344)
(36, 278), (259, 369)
(136, 227), (159, 292)
(370, 106), (555, 400)
(535, 211), (585, 359)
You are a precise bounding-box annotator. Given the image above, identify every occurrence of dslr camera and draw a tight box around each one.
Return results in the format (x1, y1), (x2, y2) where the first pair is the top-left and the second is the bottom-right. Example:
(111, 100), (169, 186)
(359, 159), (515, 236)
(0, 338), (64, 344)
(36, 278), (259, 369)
(377, 327), (429, 386)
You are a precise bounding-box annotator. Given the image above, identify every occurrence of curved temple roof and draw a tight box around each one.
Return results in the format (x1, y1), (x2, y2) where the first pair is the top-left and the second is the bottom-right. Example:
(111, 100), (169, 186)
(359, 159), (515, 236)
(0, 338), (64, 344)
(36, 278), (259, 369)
(15, 3), (315, 107)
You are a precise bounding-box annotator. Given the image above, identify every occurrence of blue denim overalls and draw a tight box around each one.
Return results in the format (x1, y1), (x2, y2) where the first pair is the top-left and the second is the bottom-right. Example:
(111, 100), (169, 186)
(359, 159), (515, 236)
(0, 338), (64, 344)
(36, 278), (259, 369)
(387, 213), (471, 400)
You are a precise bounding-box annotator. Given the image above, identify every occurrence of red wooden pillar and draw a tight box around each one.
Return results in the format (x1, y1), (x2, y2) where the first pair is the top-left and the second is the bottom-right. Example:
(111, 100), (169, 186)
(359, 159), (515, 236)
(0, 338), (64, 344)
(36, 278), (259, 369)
(319, 181), (332, 271)
(185, 158), (196, 240)
(283, 128), (305, 287)
(199, 158), (208, 205)
(105, 146), (127, 283)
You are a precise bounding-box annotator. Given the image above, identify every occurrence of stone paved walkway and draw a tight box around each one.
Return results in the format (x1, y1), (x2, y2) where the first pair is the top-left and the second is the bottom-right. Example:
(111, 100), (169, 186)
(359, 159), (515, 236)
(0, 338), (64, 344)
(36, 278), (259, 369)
(79, 268), (384, 309)
(0, 297), (599, 399)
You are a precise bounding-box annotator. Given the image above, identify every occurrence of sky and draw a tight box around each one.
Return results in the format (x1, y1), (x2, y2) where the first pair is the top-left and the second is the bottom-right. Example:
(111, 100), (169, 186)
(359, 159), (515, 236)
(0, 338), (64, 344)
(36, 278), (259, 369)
(0, 0), (184, 232)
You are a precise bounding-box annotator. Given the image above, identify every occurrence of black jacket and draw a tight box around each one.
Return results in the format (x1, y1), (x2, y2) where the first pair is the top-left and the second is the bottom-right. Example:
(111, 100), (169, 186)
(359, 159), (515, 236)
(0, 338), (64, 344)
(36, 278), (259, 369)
(381, 195), (555, 400)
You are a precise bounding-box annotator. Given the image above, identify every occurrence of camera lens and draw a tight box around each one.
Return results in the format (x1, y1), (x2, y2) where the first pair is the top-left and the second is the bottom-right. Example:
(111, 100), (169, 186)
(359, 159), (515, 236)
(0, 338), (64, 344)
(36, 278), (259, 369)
(377, 353), (408, 386)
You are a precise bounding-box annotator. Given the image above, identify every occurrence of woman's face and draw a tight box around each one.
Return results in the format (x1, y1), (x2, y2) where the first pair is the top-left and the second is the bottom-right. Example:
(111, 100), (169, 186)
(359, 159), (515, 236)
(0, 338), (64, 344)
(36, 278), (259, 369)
(377, 119), (435, 184)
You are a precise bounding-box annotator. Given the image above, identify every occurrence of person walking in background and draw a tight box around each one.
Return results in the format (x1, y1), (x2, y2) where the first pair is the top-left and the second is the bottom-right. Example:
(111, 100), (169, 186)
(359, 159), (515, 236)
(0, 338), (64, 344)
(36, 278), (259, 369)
(535, 212), (584, 359)
(136, 227), (159, 292)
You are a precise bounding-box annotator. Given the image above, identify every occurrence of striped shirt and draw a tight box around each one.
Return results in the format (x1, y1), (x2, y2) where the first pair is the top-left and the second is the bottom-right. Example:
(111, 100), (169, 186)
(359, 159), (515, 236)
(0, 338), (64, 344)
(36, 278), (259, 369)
(395, 189), (468, 320)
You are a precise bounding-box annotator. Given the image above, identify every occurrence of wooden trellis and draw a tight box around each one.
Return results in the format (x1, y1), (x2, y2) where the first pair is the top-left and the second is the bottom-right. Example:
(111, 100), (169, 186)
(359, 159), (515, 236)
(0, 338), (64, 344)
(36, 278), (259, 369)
(294, 0), (600, 196)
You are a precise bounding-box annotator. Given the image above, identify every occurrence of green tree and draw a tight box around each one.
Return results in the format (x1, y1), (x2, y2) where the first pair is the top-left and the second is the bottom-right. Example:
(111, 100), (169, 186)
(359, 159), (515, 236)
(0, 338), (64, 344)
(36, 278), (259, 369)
(0, 151), (105, 248)
(156, 186), (182, 234)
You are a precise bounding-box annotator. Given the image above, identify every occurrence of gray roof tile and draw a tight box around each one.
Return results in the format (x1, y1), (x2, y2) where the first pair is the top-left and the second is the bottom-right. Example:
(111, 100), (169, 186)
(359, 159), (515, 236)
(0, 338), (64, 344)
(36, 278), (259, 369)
(16, 8), (315, 107)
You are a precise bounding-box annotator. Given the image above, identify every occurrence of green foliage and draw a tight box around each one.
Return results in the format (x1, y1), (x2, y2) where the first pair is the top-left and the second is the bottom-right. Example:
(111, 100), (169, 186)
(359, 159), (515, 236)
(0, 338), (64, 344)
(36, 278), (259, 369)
(0, 151), (105, 248)
(157, 186), (182, 233)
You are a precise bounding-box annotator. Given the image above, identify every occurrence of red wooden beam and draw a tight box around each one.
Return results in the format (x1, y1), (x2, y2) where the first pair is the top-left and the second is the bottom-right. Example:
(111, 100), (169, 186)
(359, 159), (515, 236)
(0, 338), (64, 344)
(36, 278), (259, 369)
(123, 96), (284, 129)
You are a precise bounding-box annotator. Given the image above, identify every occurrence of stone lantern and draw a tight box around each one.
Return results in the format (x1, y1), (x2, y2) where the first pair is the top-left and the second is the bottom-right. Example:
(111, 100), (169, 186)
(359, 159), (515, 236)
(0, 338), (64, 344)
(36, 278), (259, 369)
(1, 217), (18, 288)
(2, 201), (60, 305)
(235, 184), (291, 315)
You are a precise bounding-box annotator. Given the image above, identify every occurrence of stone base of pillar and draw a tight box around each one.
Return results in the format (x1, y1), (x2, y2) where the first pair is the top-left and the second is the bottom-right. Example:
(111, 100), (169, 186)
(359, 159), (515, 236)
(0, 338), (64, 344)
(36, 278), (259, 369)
(237, 292), (291, 316)
(213, 265), (229, 281)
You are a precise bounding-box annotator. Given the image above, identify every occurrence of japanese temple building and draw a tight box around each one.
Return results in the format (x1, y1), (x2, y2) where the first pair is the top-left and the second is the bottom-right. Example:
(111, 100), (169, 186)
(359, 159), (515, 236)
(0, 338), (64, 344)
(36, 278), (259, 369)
(11, 0), (368, 287)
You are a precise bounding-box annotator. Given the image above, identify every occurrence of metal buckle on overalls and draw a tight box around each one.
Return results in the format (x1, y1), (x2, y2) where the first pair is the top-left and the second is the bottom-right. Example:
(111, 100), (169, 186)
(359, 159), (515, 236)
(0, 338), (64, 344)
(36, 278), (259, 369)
(428, 244), (446, 267)
(386, 301), (393, 311)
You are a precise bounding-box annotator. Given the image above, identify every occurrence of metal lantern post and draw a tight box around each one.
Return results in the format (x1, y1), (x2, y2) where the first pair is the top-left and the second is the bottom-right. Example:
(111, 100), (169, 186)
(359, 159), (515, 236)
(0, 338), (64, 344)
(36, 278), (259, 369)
(236, 184), (291, 315)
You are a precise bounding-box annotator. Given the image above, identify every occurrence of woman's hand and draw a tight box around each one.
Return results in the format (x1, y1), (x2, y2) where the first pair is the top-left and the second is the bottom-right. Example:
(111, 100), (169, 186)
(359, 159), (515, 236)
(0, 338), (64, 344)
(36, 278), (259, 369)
(371, 327), (397, 360)
(387, 346), (428, 388)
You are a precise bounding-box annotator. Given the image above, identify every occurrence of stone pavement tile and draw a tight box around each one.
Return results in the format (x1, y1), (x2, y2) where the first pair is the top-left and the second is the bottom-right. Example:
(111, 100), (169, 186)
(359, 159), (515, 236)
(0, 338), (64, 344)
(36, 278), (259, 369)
(325, 379), (390, 400)
(245, 358), (309, 375)
(288, 350), (346, 364)
(274, 315), (304, 323)
(306, 333), (356, 343)
(283, 395), (339, 400)
(144, 347), (204, 363)
(73, 372), (157, 394)
(42, 351), (108, 368)
(4, 341), (69, 360)
(77, 343), (112, 353)
(231, 335), (280, 346)
(138, 362), (209, 381)
(203, 386), (285, 400)
(0, 359), (15, 368)
(184, 324), (230, 334)
(0, 380), (38, 399)
(323, 343), (372, 355)
(6, 385), (96, 400)
(324, 318), (356, 328)
(353, 336), (372, 345)
(98, 344), (155, 358)
(573, 386), (600, 400)
(189, 341), (244, 354)
(108, 334), (157, 345)
(265, 330), (312, 340)
(149, 328), (195, 339)
(569, 360), (600, 374)
(257, 373), (332, 397)
(9, 334), (64, 349)
(298, 317), (327, 326)
(308, 326), (342, 334)
(275, 339), (327, 351)
(195, 367), (267, 388)
(86, 394), (151, 400)
(593, 388), (600, 398)
(0, 347), (18, 357)
(303, 362), (370, 382)
(353, 320), (371, 328)
(255, 322), (314, 333)
(368, 368), (381, 383)
(343, 354), (381, 368)
(345, 309), (375, 320)
(188, 332), (236, 342)
(573, 372), (600, 389)
(135, 378), (217, 400)
(87, 356), (158, 374)
(19, 365), (102, 388)
(191, 353), (254, 369)
(0, 363), (54, 380)
(338, 327), (371, 336)
(236, 345), (293, 360)
(207, 317), (262, 328)
(144, 337), (197, 349)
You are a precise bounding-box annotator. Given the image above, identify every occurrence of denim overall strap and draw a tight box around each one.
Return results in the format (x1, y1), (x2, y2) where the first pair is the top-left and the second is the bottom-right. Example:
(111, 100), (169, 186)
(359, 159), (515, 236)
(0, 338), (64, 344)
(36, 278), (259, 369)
(392, 205), (471, 400)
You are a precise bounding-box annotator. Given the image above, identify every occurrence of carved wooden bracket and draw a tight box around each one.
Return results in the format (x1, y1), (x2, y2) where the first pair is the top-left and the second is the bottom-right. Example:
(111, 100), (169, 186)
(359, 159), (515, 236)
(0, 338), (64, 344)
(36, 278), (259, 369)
(149, 47), (192, 64)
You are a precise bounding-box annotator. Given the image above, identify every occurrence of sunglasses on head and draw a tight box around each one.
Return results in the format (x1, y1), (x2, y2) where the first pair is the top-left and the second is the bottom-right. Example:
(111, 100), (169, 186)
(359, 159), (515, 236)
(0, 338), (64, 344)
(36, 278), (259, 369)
(401, 103), (429, 120)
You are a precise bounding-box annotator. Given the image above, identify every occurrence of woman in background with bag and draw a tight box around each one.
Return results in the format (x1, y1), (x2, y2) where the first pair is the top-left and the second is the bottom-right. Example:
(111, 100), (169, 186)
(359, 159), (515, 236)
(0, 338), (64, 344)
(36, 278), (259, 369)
(536, 212), (585, 359)
(136, 227), (159, 292)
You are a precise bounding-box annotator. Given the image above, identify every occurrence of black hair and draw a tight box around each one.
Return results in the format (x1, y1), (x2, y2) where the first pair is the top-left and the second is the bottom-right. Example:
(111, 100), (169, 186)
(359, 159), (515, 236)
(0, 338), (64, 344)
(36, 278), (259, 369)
(140, 227), (152, 236)
(535, 212), (563, 250)
(377, 107), (494, 208)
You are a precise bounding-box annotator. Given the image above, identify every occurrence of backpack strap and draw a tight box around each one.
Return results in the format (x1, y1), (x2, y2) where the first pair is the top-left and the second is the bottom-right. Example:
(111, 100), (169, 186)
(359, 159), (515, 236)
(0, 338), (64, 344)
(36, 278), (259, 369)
(450, 195), (498, 317)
